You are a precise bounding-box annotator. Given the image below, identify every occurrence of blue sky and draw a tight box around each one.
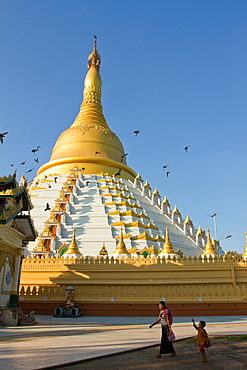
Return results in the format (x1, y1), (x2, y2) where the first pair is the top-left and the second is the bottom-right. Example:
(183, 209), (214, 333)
(1, 0), (247, 253)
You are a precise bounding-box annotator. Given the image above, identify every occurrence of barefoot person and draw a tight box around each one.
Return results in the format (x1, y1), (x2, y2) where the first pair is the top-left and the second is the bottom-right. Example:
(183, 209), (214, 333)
(192, 318), (209, 363)
(149, 301), (176, 358)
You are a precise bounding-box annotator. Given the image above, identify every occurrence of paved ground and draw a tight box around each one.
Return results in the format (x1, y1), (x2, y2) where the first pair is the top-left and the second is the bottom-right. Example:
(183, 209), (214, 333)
(54, 336), (247, 370)
(0, 315), (246, 370)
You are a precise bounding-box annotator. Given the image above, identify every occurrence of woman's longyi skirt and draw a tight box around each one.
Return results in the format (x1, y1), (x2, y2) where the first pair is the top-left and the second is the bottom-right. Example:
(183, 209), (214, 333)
(160, 325), (175, 354)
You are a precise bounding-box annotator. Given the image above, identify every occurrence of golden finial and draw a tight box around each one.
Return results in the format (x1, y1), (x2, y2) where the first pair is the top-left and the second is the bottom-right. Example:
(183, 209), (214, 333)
(87, 35), (101, 70)
(196, 226), (205, 236)
(184, 215), (193, 226)
(202, 230), (216, 255)
(63, 228), (82, 256)
(160, 227), (175, 255)
(143, 180), (150, 187)
(162, 196), (170, 205)
(172, 205), (181, 216)
(152, 188), (160, 196)
(135, 173), (142, 180)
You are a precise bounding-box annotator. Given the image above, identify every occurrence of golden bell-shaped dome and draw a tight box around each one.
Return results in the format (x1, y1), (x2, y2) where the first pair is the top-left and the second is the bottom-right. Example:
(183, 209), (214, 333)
(37, 40), (136, 181)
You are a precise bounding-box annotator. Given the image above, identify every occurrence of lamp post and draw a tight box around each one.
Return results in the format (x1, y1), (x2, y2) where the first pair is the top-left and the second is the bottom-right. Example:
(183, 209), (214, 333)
(219, 235), (232, 241)
(211, 213), (218, 241)
(219, 235), (232, 253)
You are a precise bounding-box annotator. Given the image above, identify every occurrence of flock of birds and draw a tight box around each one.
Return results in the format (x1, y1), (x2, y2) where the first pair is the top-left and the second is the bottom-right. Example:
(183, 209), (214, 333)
(0, 132), (43, 174)
(133, 130), (190, 177)
(1, 130), (190, 179)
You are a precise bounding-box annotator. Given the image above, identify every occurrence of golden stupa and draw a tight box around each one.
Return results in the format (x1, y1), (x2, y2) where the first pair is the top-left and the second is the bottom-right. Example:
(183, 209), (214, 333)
(36, 40), (136, 181)
(19, 40), (247, 318)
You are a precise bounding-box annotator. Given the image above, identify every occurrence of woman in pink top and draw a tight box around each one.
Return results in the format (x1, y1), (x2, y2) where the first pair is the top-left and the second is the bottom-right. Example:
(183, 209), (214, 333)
(149, 301), (176, 358)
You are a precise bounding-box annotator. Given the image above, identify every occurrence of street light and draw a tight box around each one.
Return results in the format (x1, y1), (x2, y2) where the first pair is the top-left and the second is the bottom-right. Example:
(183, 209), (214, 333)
(211, 213), (218, 241)
(219, 235), (232, 240)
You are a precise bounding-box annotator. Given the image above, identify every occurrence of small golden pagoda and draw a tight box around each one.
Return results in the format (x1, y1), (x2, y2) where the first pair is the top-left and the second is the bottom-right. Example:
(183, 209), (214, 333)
(99, 242), (108, 256)
(113, 228), (129, 256)
(202, 230), (216, 256)
(63, 228), (82, 257)
(159, 227), (175, 256)
(31, 239), (49, 254)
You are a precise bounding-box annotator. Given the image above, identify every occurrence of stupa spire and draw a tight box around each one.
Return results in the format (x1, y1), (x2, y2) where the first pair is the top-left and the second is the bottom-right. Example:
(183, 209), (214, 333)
(36, 38), (136, 180)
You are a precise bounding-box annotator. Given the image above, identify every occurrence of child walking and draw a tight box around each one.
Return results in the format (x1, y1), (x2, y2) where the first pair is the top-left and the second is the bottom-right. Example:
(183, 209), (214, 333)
(192, 318), (209, 363)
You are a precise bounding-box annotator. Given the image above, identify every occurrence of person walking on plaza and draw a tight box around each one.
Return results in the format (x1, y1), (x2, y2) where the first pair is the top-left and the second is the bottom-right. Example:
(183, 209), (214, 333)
(149, 301), (176, 358)
(192, 318), (210, 363)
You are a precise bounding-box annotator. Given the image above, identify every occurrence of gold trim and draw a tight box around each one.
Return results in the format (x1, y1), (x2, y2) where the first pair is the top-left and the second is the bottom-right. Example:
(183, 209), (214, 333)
(37, 157), (136, 178)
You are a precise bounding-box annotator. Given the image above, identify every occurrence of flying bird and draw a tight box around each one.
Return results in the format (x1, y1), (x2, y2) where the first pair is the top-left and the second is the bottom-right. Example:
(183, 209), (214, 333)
(9, 164), (14, 167)
(48, 184), (52, 188)
(54, 177), (58, 183)
(115, 169), (121, 176)
(81, 167), (85, 171)
(0, 132), (8, 144)
(95, 151), (101, 155)
(166, 172), (171, 177)
(225, 235), (232, 239)
(86, 181), (90, 186)
(134, 130), (140, 136)
(44, 203), (51, 211)
(26, 168), (34, 173)
(163, 165), (169, 169)
(93, 34), (97, 40)
(184, 145), (190, 153)
(20, 161), (26, 165)
(121, 153), (128, 162)
(31, 146), (42, 154)
(34, 158), (39, 163)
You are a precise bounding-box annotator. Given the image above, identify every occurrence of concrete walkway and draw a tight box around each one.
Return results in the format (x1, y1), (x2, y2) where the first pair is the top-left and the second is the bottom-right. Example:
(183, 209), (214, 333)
(0, 315), (246, 370)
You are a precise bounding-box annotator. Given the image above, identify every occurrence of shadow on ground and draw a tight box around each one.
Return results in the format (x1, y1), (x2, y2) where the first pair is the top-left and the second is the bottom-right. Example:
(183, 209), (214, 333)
(45, 336), (247, 370)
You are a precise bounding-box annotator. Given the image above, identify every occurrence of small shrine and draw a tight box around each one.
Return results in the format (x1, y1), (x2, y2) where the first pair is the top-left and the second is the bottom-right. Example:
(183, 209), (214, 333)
(54, 286), (81, 317)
